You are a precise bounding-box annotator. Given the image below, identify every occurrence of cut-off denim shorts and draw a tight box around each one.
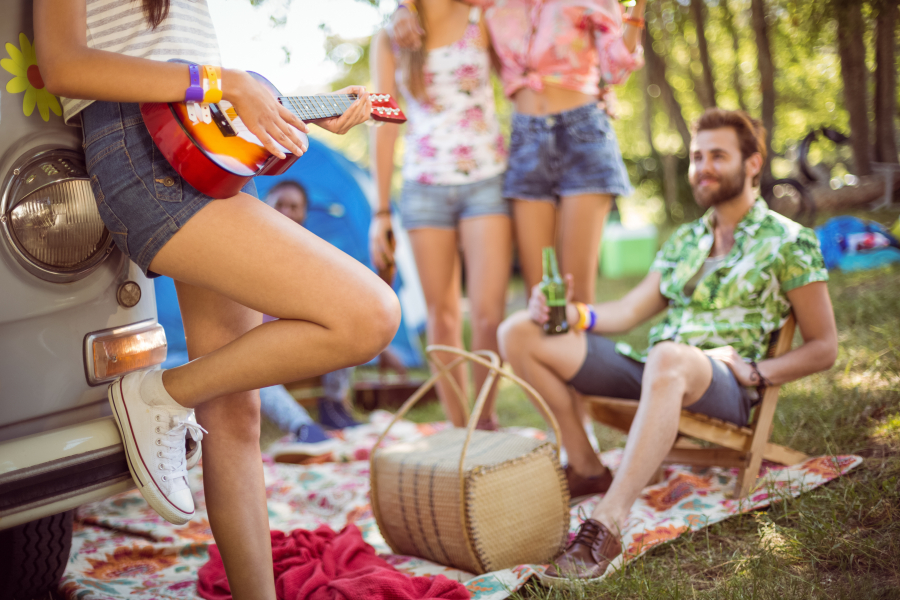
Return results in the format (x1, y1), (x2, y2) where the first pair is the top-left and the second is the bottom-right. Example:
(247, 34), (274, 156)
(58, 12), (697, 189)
(503, 103), (633, 202)
(81, 101), (258, 277)
(400, 173), (509, 230)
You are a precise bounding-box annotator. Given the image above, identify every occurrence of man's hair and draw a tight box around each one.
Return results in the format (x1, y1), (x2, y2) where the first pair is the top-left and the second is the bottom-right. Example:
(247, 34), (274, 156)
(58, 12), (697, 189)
(692, 109), (767, 186)
(265, 180), (307, 206)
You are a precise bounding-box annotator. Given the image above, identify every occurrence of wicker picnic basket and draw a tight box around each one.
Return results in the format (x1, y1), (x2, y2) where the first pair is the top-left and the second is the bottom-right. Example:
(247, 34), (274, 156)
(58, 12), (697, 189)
(370, 346), (570, 574)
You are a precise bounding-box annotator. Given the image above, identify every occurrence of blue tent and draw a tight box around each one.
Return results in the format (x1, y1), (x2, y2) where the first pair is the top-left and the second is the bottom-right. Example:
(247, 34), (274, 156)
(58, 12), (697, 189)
(157, 137), (425, 369)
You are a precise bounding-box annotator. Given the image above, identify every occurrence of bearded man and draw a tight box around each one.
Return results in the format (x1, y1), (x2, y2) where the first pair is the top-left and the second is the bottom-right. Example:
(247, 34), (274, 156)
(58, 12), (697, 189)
(497, 108), (837, 585)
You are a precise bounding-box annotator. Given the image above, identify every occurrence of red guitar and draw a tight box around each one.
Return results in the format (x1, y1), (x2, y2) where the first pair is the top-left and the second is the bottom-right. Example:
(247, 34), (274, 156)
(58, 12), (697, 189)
(141, 69), (405, 199)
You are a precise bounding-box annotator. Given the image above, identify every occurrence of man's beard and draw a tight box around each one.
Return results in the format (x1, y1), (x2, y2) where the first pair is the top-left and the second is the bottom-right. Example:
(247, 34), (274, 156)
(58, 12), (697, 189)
(691, 163), (746, 209)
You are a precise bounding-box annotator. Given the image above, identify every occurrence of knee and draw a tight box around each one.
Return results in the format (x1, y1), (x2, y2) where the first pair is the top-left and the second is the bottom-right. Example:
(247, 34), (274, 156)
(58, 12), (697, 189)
(428, 303), (461, 339)
(355, 285), (401, 362)
(497, 311), (538, 363)
(645, 342), (689, 389)
(199, 391), (261, 446)
(470, 307), (504, 343)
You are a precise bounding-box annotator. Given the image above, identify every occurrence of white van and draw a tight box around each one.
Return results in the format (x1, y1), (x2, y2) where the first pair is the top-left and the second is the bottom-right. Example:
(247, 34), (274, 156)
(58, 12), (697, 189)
(0, 3), (166, 598)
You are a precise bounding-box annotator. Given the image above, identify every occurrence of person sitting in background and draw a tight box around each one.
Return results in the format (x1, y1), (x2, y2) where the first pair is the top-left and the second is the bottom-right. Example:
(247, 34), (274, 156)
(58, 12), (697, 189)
(498, 109), (838, 585)
(260, 181), (360, 445)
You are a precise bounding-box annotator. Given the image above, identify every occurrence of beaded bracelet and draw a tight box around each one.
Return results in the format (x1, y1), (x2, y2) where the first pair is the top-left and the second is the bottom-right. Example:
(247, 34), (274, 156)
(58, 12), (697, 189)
(749, 360), (773, 388)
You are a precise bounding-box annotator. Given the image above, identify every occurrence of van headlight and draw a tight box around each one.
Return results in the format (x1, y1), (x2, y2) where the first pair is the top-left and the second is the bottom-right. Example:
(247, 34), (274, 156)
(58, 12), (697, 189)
(1, 149), (113, 282)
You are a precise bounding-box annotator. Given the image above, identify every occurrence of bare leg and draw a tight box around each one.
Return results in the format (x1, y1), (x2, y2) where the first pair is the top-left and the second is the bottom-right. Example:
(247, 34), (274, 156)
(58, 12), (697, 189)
(144, 194), (400, 600)
(511, 199), (556, 294)
(590, 342), (713, 534)
(459, 214), (513, 422)
(498, 311), (604, 476)
(557, 193), (612, 304)
(150, 194), (401, 406)
(175, 282), (273, 600)
(407, 228), (468, 427)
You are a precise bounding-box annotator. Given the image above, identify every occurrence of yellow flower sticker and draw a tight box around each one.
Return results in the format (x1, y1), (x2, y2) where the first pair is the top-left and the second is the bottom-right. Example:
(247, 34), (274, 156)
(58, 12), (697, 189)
(2, 33), (62, 121)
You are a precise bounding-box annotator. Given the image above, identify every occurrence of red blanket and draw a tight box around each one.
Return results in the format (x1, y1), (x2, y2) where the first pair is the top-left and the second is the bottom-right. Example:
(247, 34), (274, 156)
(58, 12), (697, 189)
(197, 524), (470, 600)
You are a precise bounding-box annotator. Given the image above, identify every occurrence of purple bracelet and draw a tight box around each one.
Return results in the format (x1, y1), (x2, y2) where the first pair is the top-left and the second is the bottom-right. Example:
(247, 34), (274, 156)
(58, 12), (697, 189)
(184, 64), (204, 103)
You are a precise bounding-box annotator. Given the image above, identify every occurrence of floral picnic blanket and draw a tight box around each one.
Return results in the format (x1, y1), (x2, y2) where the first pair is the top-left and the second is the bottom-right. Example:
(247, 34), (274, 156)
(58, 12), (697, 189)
(59, 411), (861, 600)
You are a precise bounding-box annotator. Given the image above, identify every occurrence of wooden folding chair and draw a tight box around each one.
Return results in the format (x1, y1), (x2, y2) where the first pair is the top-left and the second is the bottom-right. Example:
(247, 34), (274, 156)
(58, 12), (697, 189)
(583, 313), (809, 498)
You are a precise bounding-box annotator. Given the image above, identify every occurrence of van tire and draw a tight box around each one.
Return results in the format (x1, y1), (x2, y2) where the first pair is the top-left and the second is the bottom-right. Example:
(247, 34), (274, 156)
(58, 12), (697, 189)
(0, 511), (73, 600)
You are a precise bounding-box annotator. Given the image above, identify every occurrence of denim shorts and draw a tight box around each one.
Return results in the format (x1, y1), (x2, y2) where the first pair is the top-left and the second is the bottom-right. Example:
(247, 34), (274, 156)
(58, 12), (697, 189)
(81, 101), (258, 277)
(503, 103), (633, 202)
(400, 174), (509, 230)
(569, 335), (752, 426)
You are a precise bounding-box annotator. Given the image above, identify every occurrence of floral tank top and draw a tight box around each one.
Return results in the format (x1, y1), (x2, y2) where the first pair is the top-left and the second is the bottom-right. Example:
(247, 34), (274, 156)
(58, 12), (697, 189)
(397, 7), (507, 186)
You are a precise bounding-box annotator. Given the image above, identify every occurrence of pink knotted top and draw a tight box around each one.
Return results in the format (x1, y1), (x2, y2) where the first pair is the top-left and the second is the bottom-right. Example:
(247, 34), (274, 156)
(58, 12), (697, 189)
(467, 0), (644, 98)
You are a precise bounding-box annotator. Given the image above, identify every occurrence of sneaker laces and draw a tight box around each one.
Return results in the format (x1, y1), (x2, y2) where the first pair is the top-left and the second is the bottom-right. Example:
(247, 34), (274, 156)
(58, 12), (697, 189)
(156, 414), (207, 486)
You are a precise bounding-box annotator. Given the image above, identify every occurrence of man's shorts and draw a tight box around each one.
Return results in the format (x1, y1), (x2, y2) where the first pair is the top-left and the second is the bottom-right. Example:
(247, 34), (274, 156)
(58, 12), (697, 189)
(568, 335), (753, 426)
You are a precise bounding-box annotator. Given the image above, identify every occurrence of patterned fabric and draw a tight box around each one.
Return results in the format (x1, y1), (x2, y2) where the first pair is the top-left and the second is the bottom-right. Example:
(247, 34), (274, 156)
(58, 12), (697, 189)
(617, 200), (828, 363)
(473, 0), (643, 98)
(59, 411), (859, 599)
(398, 8), (507, 186)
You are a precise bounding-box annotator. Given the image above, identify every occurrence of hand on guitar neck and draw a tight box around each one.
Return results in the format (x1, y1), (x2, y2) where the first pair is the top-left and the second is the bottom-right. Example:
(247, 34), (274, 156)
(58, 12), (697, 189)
(141, 65), (408, 199)
(312, 85), (371, 135)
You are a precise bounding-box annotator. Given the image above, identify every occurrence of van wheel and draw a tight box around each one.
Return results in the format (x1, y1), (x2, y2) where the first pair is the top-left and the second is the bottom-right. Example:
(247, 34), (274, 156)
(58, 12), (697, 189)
(0, 511), (73, 600)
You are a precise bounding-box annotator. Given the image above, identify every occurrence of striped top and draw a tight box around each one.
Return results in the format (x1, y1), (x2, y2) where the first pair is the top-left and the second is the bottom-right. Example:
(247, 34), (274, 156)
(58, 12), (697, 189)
(61, 0), (221, 125)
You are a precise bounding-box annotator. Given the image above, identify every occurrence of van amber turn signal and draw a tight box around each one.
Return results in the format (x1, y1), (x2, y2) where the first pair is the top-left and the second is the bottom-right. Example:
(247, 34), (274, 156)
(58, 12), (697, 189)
(85, 321), (167, 385)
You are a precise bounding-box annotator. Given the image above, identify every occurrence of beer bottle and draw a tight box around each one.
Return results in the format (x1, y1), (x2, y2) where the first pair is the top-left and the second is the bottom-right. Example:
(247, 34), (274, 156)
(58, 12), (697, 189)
(540, 247), (568, 335)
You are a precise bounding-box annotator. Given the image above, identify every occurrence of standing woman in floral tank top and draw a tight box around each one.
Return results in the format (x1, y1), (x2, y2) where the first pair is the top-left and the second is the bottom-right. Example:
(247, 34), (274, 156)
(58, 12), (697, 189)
(35, 0), (394, 596)
(370, 0), (511, 430)
(392, 0), (647, 304)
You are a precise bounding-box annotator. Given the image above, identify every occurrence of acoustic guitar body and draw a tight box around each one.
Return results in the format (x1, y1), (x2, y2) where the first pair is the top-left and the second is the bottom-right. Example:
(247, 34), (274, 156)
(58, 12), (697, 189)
(140, 71), (298, 199)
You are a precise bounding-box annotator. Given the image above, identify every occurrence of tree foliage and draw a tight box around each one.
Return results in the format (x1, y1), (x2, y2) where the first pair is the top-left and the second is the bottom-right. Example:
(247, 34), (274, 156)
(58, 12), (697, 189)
(307, 0), (899, 223)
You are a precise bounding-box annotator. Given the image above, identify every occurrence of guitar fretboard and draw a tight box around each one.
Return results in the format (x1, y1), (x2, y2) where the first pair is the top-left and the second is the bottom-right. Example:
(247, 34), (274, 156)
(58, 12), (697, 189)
(279, 94), (358, 121)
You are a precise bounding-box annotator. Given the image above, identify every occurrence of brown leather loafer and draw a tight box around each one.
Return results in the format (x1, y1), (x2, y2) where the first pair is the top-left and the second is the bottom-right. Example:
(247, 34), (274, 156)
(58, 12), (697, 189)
(541, 519), (622, 585)
(565, 465), (613, 501)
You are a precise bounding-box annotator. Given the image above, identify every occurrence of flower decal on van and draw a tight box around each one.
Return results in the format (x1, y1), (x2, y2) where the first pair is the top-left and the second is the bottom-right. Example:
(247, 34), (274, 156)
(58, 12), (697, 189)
(2, 33), (62, 122)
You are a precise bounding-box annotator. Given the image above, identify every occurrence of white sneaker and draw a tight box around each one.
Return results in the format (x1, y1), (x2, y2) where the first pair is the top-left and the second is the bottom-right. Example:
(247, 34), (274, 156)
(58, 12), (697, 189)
(108, 371), (206, 525)
(184, 411), (203, 470)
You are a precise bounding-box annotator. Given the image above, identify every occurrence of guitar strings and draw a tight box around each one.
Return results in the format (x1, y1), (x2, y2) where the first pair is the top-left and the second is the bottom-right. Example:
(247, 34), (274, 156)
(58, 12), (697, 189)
(276, 94), (360, 121)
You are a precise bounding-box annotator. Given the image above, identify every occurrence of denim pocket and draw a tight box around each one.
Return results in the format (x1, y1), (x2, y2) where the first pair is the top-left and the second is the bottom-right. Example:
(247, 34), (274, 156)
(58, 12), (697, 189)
(90, 174), (129, 256)
(565, 114), (610, 144)
(150, 140), (184, 203)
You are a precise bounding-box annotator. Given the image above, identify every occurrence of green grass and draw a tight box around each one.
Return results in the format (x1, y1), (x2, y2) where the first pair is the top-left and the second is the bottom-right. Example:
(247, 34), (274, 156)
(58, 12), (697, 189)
(391, 209), (900, 599)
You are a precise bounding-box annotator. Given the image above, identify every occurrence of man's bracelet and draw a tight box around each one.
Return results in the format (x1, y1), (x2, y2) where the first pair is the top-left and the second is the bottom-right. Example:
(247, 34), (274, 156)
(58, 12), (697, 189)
(374, 209), (392, 218)
(398, 0), (418, 15)
(749, 361), (773, 388)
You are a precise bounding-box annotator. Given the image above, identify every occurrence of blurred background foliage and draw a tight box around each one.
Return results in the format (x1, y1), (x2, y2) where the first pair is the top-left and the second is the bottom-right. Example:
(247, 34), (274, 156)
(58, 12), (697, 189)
(304, 0), (898, 227)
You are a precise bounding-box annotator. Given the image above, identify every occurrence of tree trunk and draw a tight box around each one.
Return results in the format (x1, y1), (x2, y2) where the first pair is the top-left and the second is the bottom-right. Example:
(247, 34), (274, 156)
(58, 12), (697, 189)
(642, 64), (678, 217)
(836, 0), (873, 176)
(690, 0), (717, 108)
(720, 0), (748, 112)
(874, 0), (899, 164)
(644, 28), (693, 152)
(750, 0), (776, 187)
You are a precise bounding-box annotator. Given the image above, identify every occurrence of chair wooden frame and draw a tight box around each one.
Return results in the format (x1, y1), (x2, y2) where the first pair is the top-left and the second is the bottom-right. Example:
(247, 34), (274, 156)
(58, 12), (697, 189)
(582, 313), (809, 498)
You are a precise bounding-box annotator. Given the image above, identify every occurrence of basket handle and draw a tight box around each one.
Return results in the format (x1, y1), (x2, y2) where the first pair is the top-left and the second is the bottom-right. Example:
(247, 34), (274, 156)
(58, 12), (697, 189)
(369, 346), (563, 460)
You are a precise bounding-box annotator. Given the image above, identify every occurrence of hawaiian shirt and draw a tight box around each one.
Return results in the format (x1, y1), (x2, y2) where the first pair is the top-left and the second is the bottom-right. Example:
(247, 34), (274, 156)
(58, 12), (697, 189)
(616, 200), (829, 363)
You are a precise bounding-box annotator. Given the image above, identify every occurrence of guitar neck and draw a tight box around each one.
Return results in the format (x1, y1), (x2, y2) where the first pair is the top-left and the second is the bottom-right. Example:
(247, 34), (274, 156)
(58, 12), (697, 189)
(278, 94), (357, 121)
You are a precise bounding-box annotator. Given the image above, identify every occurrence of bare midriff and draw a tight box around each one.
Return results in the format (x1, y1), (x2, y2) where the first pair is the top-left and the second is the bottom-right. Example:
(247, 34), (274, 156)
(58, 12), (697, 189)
(512, 84), (596, 116)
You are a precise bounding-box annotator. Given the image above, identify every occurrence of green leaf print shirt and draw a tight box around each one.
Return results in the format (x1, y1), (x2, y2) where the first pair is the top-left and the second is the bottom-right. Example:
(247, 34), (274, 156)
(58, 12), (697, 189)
(615, 200), (828, 363)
